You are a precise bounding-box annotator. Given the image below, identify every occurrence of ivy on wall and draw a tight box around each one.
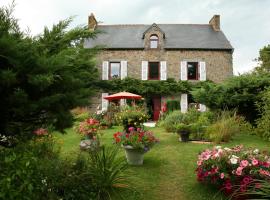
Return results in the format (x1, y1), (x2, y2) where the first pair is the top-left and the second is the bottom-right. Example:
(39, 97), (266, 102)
(95, 78), (208, 97)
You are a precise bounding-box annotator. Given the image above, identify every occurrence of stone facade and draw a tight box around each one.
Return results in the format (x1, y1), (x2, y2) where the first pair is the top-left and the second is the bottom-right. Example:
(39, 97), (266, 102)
(96, 49), (233, 83)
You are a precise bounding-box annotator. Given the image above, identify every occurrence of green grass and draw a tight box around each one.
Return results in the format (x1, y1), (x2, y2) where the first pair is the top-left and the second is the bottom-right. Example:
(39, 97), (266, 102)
(55, 127), (270, 200)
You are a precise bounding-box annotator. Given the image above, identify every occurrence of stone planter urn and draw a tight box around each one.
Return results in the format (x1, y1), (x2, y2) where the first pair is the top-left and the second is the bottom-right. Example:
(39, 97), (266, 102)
(80, 138), (100, 151)
(123, 145), (145, 165)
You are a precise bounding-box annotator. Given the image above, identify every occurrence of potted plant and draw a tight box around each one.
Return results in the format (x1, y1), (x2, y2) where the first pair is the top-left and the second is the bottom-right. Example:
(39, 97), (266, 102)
(113, 127), (159, 165)
(75, 118), (100, 150)
(115, 105), (149, 133)
(175, 123), (191, 142)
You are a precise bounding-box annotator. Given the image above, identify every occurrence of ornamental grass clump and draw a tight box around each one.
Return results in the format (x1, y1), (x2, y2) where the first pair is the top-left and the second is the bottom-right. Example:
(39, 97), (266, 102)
(196, 145), (270, 197)
(113, 127), (159, 152)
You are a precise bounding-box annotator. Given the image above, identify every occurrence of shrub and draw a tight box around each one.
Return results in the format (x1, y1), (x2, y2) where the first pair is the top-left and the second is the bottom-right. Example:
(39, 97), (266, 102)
(0, 135), (132, 200)
(256, 88), (270, 141)
(160, 109), (205, 133)
(115, 105), (149, 132)
(159, 111), (185, 132)
(196, 145), (270, 198)
(189, 111), (215, 140)
(166, 100), (180, 112)
(0, 135), (60, 200)
(191, 73), (270, 123)
(205, 112), (250, 143)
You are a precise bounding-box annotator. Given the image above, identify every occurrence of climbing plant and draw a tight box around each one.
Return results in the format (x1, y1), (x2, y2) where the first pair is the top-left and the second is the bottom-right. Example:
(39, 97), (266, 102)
(95, 77), (208, 97)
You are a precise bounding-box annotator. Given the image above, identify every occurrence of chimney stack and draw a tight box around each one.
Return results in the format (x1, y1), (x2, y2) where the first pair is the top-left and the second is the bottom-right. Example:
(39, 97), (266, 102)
(209, 15), (220, 31)
(88, 13), (97, 30)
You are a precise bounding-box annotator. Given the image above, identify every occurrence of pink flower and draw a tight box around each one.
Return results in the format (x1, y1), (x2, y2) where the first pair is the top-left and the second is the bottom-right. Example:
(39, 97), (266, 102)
(197, 160), (202, 166)
(236, 167), (243, 176)
(220, 173), (225, 179)
(259, 169), (270, 176)
(225, 181), (232, 191)
(240, 184), (247, 192)
(240, 160), (249, 168)
(211, 167), (219, 174)
(128, 127), (135, 132)
(34, 128), (48, 136)
(252, 159), (259, 166)
(255, 183), (261, 189)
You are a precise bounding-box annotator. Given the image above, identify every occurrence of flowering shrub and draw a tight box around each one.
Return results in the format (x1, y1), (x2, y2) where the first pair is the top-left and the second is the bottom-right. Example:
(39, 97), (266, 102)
(115, 105), (149, 132)
(75, 118), (100, 139)
(113, 127), (159, 152)
(196, 145), (270, 196)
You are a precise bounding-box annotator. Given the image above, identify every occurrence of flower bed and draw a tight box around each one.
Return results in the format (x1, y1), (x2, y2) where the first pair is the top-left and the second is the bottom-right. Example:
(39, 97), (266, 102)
(196, 145), (270, 197)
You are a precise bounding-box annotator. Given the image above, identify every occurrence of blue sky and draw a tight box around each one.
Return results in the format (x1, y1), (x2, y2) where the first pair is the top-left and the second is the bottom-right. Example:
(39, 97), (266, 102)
(1, 0), (270, 74)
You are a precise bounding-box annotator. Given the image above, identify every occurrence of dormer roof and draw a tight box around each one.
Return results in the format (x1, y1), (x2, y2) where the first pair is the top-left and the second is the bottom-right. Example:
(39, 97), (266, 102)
(142, 23), (165, 39)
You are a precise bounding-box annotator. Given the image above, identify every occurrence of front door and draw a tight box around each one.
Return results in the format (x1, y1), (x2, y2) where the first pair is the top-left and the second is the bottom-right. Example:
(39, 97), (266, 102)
(152, 96), (161, 121)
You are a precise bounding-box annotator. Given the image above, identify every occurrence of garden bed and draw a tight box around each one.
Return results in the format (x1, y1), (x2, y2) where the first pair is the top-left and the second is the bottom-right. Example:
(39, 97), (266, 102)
(55, 127), (270, 200)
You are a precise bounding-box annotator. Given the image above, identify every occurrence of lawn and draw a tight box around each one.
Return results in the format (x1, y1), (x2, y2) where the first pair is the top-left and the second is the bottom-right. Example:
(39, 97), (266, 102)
(55, 127), (270, 200)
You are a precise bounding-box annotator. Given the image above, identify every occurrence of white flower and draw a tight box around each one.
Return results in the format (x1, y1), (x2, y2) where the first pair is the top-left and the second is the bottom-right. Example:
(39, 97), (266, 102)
(224, 147), (232, 151)
(215, 146), (222, 150)
(253, 149), (259, 154)
(230, 157), (238, 164)
(42, 179), (47, 186)
(229, 155), (239, 164)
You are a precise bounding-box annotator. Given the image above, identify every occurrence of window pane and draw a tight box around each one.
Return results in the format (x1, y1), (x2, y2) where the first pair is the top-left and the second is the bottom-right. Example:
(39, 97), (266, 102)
(187, 62), (198, 80)
(149, 62), (159, 79)
(150, 40), (158, 48)
(110, 63), (120, 79)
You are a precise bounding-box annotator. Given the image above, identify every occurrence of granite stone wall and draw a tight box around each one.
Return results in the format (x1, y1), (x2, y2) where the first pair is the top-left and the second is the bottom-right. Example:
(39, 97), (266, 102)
(97, 49), (233, 83)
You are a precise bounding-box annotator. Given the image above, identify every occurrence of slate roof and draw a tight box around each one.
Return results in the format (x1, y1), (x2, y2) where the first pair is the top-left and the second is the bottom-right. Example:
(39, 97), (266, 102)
(84, 24), (233, 50)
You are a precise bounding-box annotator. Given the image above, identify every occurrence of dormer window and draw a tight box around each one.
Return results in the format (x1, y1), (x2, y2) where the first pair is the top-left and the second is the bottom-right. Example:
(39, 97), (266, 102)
(150, 35), (158, 49)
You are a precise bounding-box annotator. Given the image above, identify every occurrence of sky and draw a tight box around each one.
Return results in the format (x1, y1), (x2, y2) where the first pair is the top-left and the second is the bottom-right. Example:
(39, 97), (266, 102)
(1, 0), (270, 74)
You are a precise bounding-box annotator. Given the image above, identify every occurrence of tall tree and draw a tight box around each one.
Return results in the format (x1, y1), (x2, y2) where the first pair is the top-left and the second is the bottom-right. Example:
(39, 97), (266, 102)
(255, 44), (270, 73)
(0, 3), (100, 140)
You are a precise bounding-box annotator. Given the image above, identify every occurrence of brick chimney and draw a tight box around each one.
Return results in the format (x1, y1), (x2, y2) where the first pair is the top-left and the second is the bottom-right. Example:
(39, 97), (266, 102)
(209, 15), (220, 31)
(88, 13), (97, 30)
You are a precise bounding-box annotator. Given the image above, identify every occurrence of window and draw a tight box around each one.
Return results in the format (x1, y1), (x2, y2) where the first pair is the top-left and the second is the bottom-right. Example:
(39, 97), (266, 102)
(148, 62), (159, 80)
(150, 35), (158, 49)
(187, 62), (199, 80)
(109, 62), (121, 79)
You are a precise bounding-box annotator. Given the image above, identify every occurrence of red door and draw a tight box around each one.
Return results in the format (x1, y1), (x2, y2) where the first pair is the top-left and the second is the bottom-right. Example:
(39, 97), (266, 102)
(152, 97), (161, 121)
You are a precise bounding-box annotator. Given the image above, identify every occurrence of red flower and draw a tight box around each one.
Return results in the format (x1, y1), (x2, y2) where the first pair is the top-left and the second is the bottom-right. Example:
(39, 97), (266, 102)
(115, 137), (121, 143)
(34, 128), (48, 136)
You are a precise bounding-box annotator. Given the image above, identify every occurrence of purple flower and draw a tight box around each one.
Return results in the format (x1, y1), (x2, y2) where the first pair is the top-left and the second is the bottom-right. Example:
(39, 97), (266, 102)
(144, 146), (149, 152)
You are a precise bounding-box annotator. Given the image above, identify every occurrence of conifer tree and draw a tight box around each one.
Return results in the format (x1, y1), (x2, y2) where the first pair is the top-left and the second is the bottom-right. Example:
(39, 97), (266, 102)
(0, 3), (100, 140)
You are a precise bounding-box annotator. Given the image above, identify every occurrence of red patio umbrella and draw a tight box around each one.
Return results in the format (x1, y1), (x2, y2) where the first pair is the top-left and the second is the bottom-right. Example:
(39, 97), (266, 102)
(103, 92), (142, 101)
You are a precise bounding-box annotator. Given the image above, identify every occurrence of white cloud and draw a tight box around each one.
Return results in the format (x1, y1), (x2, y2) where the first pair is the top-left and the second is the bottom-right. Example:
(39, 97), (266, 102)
(1, 0), (270, 74)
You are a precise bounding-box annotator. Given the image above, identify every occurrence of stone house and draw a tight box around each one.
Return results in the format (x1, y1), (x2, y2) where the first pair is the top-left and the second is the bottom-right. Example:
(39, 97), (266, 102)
(84, 14), (233, 120)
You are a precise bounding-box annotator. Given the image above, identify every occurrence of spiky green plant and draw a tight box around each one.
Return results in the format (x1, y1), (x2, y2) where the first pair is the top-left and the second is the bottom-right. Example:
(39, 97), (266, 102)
(88, 146), (132, 200)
